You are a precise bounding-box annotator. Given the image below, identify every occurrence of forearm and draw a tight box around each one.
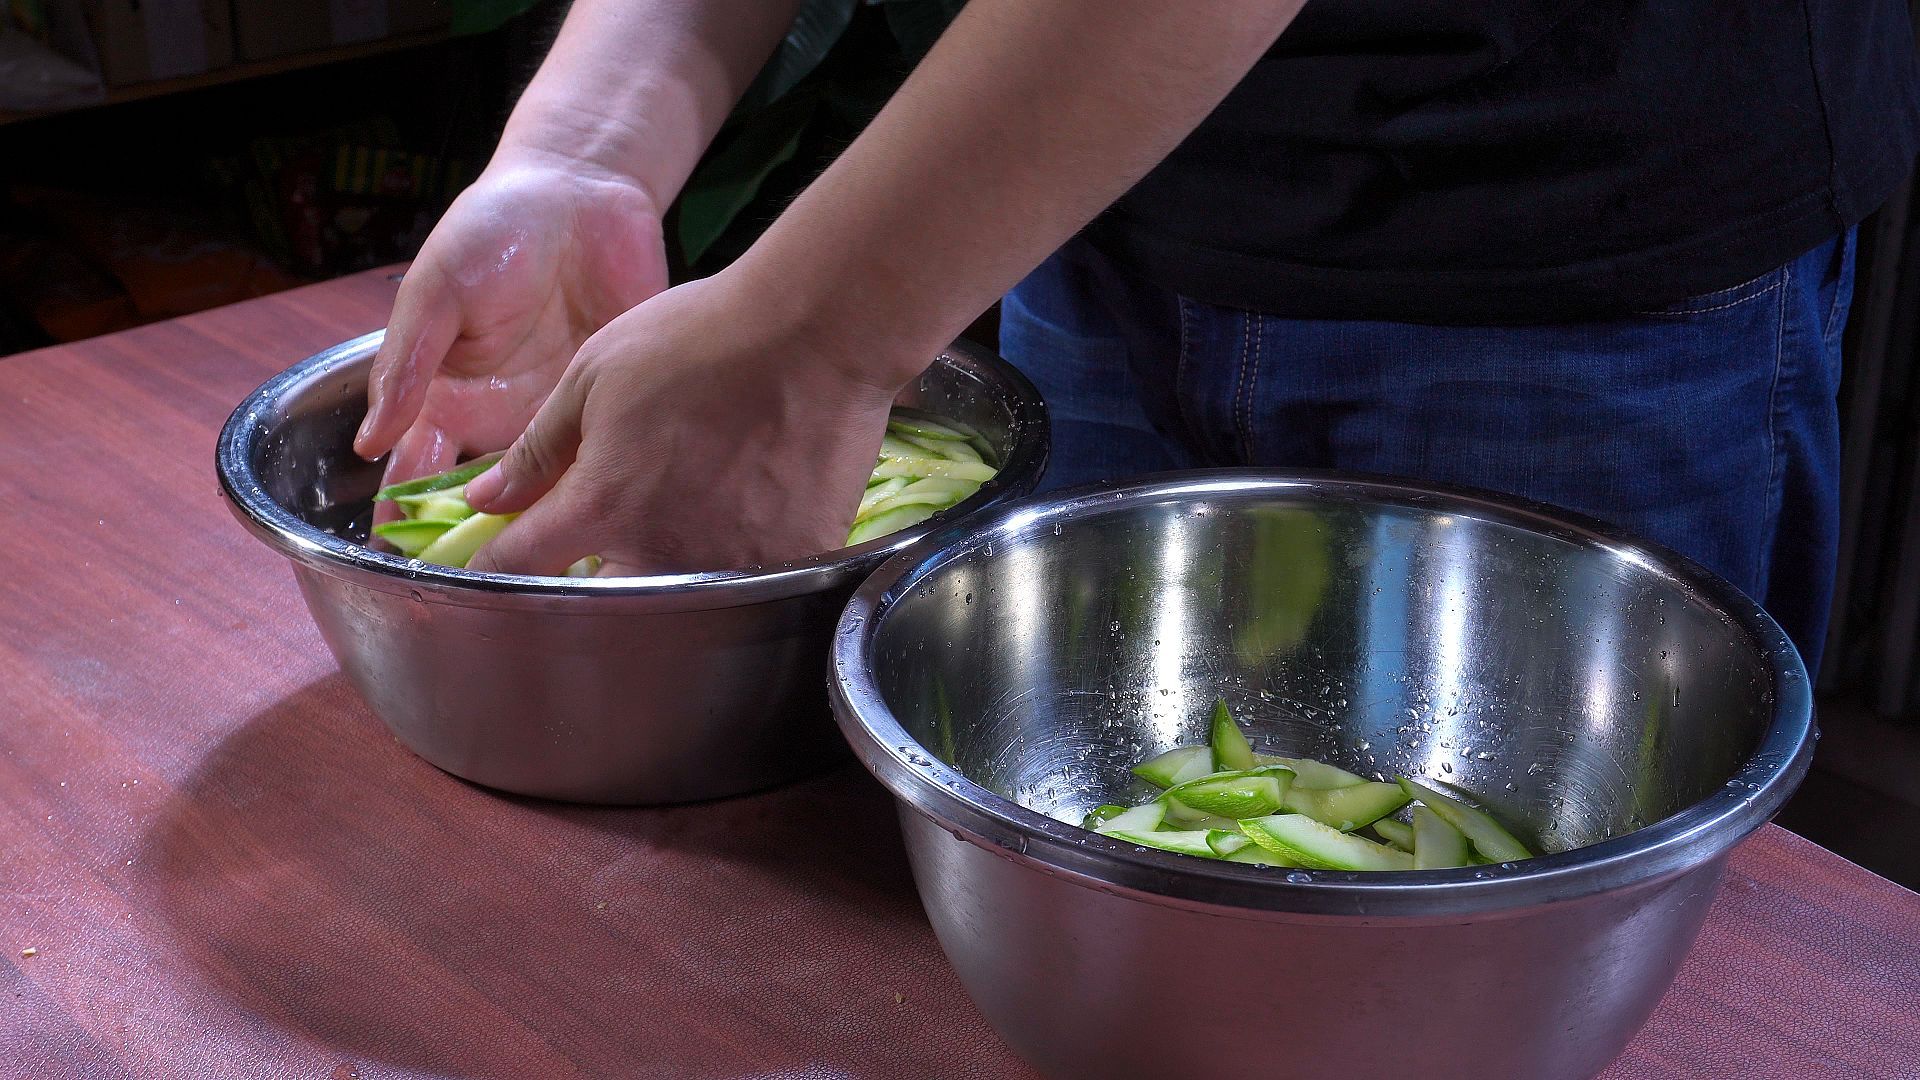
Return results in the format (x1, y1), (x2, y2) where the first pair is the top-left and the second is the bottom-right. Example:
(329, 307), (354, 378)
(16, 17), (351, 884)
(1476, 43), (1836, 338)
(735, 0), (1304, 382)
(496, 0), (806, 204)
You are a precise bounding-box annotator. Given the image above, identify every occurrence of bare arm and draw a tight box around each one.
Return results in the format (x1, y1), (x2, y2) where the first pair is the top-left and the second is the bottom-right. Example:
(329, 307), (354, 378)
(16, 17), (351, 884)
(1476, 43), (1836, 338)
(353, 0), (804, 472)
(495, 0), (807, 200)
(466, 0), (1308, 573)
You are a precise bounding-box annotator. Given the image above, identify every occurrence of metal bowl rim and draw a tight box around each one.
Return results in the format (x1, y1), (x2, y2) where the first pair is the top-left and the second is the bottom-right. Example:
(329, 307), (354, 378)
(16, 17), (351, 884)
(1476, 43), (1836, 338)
(829, 470), (1816, 917)
(216, 330), (1050, 612)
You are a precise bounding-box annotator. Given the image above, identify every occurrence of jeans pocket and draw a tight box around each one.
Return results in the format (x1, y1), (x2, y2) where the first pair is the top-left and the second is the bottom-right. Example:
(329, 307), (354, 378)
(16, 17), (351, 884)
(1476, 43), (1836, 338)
(1634, 266), (1788, 317)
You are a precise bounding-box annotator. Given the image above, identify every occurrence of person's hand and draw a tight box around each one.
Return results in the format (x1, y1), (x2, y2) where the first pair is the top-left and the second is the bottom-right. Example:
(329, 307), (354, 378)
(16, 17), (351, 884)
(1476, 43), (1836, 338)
(352, 161), (668, 495)
(460, 270), (915, 576)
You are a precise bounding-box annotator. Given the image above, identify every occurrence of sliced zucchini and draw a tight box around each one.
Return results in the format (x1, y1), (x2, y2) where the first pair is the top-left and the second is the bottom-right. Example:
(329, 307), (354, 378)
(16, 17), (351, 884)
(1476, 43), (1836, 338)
(1281, 781), (1411, 832)
(371, 518), (454, 557)
(1106, 829), (1221, 858)
(899, 432), (985, 464)
(1165, 771), (1290, 820)
(1239, 814), (1415, 871)
(1082, 804), (1131, 829)
(1092, 801), (1166, 835)
(862, 477), (979, 521)
(1224, 844), (1302, 867)
(846, 503), (940, 546)
(374, 451), (505, 501)
(886, 411), (971, 442)
(1160, 802), (1245, 830)
(1207, 830), (1252, 856)
(391, 489), (476, 523)
(878, 434), (945, 464)
(1132, 746), (1215, 789)
(856, 477), (911, 520)
(1412, 805), (1471, 870)
(870, 458), (999, 483)
(564, 555), (602, 578)
(1397, 777), (1533, 863)
(1210, 700), (1256, 772)
(416, 511), (517, 568)
(1254, 753), (1369, 789)
(1370, 817), (1416, 851)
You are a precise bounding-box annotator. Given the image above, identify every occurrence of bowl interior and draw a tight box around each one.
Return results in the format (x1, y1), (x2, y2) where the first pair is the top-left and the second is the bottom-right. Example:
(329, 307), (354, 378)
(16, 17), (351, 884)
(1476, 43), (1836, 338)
(248, 339), (1031, 552)
(867, 484), (1786, 854)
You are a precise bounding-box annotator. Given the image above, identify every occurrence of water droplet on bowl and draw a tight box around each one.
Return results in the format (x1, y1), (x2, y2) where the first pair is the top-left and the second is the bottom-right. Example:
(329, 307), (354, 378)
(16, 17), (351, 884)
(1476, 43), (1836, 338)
(1284, 871), (1312, 884)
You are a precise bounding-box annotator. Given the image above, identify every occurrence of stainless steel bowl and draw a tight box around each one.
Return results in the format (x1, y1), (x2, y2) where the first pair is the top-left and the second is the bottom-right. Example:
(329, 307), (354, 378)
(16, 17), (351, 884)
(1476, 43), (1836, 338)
(830, 472), (1813, 1080)
(217, 330), (1047, 804)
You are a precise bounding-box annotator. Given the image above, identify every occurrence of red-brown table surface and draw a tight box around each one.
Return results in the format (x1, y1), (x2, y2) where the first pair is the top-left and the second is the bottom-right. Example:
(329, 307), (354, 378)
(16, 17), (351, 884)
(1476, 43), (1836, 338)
(2, 269), (1917, 1080)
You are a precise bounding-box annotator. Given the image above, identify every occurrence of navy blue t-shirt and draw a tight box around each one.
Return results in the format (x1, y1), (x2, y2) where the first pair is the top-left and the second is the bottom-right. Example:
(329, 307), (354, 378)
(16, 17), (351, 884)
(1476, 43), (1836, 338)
(1084, 1), (1920, 323)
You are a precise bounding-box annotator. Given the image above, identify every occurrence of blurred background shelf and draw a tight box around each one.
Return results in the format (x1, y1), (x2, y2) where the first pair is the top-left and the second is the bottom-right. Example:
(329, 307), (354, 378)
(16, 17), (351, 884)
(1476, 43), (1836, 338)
(0, 29), (451, 128)
(0, 1), (564, 354)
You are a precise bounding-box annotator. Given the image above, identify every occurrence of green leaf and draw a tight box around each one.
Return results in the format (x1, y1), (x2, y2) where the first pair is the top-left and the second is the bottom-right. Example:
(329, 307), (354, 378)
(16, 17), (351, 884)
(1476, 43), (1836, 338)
(676, 95), (818, 264)
(451, 0), (542, 36)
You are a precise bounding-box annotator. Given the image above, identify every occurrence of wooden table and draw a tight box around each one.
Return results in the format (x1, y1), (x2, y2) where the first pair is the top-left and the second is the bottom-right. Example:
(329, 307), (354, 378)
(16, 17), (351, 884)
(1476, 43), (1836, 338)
(3, 270), (1917, 1079)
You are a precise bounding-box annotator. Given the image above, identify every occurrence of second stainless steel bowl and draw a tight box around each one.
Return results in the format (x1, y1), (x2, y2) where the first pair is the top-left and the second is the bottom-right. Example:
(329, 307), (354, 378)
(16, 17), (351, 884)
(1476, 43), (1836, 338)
(218, 330), (1047, 804)
(830, 472), (1814, 1080)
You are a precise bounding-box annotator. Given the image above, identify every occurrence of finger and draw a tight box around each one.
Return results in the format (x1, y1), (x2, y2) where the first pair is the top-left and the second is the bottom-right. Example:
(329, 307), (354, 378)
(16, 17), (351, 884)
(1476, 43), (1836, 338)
(465, 479), (600, 577)
(463, 372), (586, 513)
(370, 422), (458, 527)
(355, 269), (459, 459)
(593, 559), (657, 578)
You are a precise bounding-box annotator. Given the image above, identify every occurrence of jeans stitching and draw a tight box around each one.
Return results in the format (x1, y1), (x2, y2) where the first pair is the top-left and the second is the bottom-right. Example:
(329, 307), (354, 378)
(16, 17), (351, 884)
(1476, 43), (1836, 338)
(1244, 311), (1259, 463)
(1636, 279), (1785, 317)
(1176, 296), (1197, 441)
(1242, 315), (1263, 462)
(1761, 261), (1790, 591)
(1823, 230), (1853, 348)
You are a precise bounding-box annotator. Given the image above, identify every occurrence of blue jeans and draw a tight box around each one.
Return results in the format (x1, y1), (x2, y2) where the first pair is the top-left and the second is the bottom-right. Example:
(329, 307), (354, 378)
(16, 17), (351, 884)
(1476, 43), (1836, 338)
(1000, 233), (1856, 673)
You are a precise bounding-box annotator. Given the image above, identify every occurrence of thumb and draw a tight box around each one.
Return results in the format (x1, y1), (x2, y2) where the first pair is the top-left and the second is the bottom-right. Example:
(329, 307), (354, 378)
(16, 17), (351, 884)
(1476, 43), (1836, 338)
(463, 374), (585, 513)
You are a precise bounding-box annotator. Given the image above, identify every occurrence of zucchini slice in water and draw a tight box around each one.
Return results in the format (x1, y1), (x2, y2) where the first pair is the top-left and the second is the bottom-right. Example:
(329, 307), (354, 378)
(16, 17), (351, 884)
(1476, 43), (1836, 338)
(1092, 802), (1167, 835)
(1412, 805), (1471, 870)
(1397, 777), (1533, 863)
(870, 458), (998, 483)
(1254, 753), (1369, 790)
(1370, 817), (1416, 851)
(1281, 781), (1411, 832)
(1210, 700), (1256, 772)
(1165, 770), (1292, 820)
(1224, 844), (1302, 867)
(1132, 746), (1215, 789)
(846, 503), (939, 546)
(1239, 814), (1414, 871)
(371, 518), (454, 557)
